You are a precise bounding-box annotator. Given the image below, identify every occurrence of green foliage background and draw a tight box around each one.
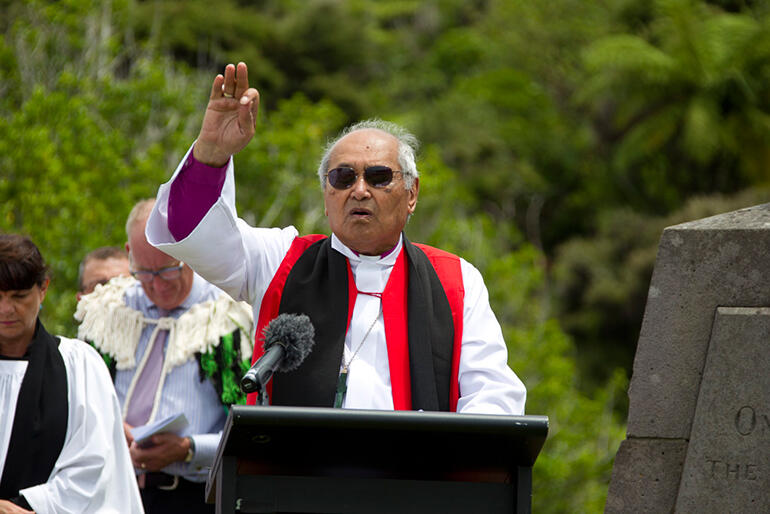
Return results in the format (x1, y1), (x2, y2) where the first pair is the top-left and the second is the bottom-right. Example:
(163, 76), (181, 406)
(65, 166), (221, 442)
(3, 0), (770, 511)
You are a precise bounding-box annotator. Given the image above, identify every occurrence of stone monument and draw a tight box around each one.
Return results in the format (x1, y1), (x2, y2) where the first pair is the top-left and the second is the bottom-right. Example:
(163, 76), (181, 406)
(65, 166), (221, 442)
(605, 203), (770, 512)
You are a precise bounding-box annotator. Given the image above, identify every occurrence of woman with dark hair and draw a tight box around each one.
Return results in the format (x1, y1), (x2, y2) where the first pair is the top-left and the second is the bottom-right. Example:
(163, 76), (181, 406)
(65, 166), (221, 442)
(0, 234), (143, 513)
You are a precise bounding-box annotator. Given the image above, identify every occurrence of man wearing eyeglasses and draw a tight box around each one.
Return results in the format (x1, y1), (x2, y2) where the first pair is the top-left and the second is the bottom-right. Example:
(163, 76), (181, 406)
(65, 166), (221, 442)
(75, 198), (253, 514)
(147, 62), (525, 415)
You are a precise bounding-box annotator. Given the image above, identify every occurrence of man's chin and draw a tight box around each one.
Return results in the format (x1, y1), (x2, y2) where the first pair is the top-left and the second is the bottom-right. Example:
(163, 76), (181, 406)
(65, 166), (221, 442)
(150, 297), (179, 311)
(338, 233), (373, 255)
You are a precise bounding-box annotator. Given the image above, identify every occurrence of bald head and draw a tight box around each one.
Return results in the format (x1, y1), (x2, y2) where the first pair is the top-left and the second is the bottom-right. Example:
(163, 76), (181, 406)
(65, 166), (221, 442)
(125, 198), (194, 310)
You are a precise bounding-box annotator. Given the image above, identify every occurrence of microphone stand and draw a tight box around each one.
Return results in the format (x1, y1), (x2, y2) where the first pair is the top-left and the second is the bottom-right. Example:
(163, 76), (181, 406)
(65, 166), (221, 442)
(256, 384), (270, 406)
(241, 346), (282, 405)
(241, 371), (273, 406)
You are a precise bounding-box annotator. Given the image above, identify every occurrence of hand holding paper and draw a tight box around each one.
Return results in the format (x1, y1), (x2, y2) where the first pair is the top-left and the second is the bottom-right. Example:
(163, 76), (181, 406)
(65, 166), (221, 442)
(130, 412), (188, 448)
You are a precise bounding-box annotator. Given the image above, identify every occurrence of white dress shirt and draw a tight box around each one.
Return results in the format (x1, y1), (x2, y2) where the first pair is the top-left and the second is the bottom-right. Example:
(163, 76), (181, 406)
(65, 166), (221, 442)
(115, 274), (230, 481)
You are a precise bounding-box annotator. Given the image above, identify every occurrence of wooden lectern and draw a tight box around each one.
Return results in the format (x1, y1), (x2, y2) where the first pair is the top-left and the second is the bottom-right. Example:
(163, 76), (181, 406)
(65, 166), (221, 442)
(206, 405), (548, 514)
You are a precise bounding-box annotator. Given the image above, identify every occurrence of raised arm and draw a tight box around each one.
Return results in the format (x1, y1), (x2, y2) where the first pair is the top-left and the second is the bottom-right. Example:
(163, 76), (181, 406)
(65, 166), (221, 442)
(193, 62), (260, 167)
(147, 61), (297, 307)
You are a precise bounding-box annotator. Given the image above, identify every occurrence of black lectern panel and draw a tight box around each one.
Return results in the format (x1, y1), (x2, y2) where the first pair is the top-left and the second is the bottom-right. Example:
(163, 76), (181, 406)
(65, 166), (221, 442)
(206, 405), (548, 514)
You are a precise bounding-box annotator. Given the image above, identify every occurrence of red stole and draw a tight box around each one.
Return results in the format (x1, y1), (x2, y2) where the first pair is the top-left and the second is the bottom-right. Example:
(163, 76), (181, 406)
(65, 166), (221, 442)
(413, 243), (464, 411)
(250, 236), (463, 411)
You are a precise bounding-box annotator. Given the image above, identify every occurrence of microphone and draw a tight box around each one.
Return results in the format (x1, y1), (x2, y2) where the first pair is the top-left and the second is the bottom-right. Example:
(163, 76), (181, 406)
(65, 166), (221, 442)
(240, 313), (315, 398)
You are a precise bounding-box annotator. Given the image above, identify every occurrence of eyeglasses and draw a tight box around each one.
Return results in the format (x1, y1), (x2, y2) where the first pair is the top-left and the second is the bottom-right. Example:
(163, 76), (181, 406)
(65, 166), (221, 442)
(130, 262), (184, 283)
(325, 165), (402, 190)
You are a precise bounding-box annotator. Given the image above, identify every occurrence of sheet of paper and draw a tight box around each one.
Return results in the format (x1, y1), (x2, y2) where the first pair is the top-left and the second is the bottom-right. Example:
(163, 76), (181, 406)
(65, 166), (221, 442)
(130, 413), (188, 446)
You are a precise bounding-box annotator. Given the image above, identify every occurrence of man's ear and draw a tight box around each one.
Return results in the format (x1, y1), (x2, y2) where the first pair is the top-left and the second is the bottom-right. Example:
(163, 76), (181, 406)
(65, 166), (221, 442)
(407, 177), (419, 214)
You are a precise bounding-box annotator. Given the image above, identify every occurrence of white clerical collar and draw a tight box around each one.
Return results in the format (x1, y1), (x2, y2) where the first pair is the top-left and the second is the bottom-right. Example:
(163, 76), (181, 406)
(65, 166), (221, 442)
(330, 233), (403, 267)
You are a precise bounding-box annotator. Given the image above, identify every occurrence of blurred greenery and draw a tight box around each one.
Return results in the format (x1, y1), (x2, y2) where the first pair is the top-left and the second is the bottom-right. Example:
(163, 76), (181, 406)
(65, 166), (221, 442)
(3, 0), (770, 511)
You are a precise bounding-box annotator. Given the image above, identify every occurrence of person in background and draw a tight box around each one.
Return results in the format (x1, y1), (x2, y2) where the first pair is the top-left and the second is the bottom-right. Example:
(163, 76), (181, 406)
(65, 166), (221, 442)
(146, 62), (526, 414)
(75, 199), (253, 514)
(77, 245), (130, 300)
(76, 246), (131, 377)
(0, 233), (144, 514)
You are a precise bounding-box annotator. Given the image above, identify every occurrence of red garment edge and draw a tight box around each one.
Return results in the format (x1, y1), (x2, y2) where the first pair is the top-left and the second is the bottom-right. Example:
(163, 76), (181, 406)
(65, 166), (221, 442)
(414, 243), (464, 412)
(248, 237), (464, 412)
(247, 234), (328, 405)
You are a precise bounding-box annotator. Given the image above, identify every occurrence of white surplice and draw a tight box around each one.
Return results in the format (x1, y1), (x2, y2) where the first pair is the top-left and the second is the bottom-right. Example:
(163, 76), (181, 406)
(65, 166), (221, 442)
(0, 338), (144, 514)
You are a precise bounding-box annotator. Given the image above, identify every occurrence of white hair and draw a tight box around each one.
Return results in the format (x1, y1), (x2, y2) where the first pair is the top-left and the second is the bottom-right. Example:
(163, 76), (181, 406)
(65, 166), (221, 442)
(317, 119), (419, 190)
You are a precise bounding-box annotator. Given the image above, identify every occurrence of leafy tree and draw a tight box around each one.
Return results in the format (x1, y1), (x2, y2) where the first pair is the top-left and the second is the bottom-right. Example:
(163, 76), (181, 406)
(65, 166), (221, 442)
(0, 0), (207, 335)
(551, 186), (770, 387)
(398, 148), (626, 513)
(580, 0), (770, 212)
(130, 0), (391, 117)
(383, 0), (621, 251)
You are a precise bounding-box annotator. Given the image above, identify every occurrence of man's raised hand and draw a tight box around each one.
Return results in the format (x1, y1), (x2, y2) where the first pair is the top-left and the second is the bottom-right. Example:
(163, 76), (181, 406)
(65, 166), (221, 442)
(193, 62), (260, 167)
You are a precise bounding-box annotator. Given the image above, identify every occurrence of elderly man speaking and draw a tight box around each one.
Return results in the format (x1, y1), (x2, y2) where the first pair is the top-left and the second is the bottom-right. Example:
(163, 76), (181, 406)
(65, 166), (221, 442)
(147, 62), (525, 414)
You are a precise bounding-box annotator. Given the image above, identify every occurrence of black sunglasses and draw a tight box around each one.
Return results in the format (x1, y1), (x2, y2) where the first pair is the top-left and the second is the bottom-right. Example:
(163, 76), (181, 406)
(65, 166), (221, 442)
(326, 165), (401, 190)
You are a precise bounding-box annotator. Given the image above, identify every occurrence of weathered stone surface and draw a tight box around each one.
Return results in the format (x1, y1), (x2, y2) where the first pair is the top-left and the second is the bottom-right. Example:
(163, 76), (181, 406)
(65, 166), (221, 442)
(605, 438), (687, 513)
(628, 203), (770, 439)
(675, 307), (770, 512)
(608, 203), (770, 511)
